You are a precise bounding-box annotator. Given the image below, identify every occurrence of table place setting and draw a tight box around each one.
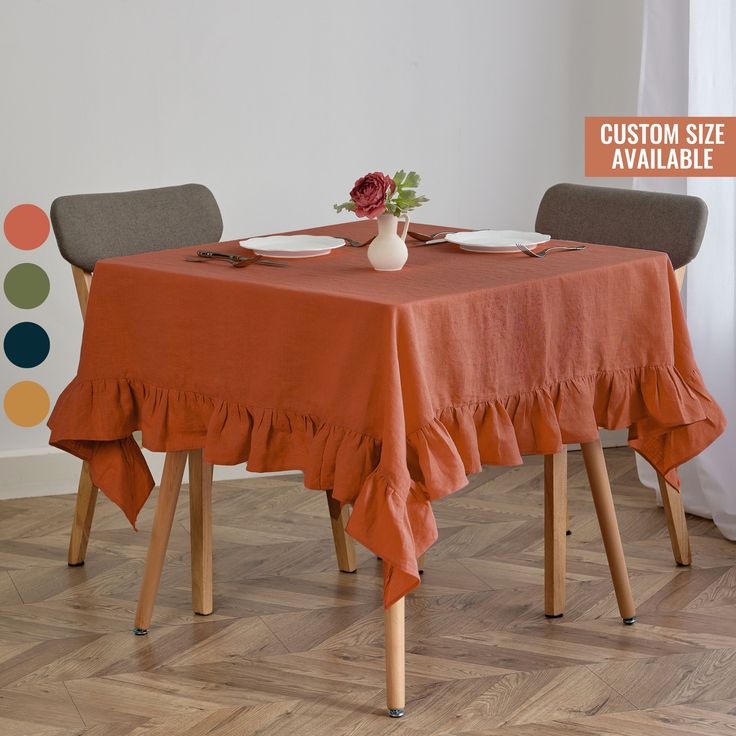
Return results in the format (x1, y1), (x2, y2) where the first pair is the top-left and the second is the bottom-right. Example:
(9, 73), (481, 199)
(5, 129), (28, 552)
(179, 168), (589, 274)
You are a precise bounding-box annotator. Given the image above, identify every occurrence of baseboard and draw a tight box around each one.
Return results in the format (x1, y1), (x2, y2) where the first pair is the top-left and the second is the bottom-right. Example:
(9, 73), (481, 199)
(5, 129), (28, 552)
(0, 447), (297, 500)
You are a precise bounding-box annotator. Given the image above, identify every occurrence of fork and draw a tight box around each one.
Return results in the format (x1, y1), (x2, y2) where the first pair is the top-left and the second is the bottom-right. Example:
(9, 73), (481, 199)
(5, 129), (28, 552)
(340, 235), (376, 247)
(408, 230), (451, 243)
(516, 243), (586, 258)
(192, 250), (287, 267)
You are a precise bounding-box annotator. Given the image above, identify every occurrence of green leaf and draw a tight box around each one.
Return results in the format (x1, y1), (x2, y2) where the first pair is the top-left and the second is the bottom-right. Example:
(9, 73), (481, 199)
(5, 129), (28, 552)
(333, 201), (356, 214)
(403, 171), (420, 188)
(393, 170), (407, 186)
(393, 190), (429, 212)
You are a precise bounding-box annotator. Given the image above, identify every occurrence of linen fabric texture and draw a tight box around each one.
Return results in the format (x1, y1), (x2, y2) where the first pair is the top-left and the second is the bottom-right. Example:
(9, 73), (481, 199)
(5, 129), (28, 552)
(48, 222), (725, 607)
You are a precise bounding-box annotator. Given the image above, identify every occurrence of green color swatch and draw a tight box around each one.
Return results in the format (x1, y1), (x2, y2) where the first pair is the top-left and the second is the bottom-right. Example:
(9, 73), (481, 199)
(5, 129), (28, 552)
(3, 263), (50, 309)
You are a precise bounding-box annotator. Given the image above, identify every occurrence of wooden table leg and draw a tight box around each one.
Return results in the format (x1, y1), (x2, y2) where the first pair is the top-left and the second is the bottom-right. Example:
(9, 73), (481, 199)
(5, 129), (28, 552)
(68, 461), (98, 566)
(544, 448), (567, 617)
(133, 451), (187, 635)
(325, 490), (357, 573)
(188, 449), (214, 615)
(658, 473), (692, 566)
(417, 554), (425, 574)
(581, 439), (637, 624)
(385, 594), (405, 717)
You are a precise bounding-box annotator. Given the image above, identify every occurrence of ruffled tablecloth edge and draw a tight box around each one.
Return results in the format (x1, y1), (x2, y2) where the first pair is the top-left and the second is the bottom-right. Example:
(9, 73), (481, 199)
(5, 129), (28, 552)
(48, 362), (726, 608)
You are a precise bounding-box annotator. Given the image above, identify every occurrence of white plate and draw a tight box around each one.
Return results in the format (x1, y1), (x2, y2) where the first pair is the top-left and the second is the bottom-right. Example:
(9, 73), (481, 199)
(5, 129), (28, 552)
(240, 234), (346, 259)
(446, 230), (551, 253)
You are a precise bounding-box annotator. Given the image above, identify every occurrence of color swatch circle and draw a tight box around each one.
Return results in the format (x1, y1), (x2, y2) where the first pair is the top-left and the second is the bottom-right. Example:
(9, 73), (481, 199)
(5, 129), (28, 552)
(4, 322), (50, 368)
(3, 381), (50, 427)
(4, 263), (50, 309)
(4, 204), (50, 250)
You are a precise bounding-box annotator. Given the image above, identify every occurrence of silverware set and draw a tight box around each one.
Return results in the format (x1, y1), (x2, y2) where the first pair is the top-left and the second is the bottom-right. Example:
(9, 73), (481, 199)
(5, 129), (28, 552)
(185, 250), (288, 267)
(341, 231), (451, 247)
(341, 232), (450, 247)
(184, 238), (586, 267)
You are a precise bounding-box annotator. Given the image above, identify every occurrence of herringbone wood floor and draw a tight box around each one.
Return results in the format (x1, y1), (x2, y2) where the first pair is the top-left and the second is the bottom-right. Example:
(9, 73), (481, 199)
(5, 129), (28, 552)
(1, 448), (736, 735)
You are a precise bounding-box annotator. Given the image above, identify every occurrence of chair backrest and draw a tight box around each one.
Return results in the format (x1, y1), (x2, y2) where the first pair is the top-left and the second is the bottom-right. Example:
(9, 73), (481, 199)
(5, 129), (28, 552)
(535, 183), (707, 270)
(50, 183), (223, 272)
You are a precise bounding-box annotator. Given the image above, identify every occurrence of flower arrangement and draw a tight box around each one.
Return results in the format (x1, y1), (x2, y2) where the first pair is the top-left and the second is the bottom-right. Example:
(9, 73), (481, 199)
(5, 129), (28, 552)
(334, 170), (428, 219)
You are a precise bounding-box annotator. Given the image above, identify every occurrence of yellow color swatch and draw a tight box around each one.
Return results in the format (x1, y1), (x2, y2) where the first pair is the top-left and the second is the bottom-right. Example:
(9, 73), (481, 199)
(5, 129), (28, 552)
(4, 381), (50, 427)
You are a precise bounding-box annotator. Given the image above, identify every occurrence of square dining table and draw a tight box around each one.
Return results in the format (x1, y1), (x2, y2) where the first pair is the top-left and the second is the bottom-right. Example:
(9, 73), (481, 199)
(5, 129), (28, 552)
(48, 220), (725, 716)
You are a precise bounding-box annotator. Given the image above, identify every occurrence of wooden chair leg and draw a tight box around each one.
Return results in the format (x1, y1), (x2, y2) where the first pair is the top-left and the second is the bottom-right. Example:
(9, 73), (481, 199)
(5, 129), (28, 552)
(658, 473), (692, 566)
(133, 451), (187, 635)
(544, 448), (567, 618)
(384, 594), (405, 718)
(417, 553), (425, 573)
(68, 461), (99, 566)
(325, 490), (357, 573)
(188, 449), (214, 615)
(581, 439), (637, 624)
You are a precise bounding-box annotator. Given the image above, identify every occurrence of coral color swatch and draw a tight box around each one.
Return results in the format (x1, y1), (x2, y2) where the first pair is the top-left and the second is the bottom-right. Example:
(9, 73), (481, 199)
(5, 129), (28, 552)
(4, 204), (50, 250)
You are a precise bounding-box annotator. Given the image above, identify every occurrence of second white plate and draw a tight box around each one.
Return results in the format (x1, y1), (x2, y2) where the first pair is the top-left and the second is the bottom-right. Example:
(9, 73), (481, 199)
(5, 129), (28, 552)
(240, 234), (346, 258)
(446, 230), (551, 253)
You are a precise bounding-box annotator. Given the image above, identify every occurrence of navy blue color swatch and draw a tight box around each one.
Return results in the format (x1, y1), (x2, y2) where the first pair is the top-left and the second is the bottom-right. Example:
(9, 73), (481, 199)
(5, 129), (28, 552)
(4, 322), (50, 368)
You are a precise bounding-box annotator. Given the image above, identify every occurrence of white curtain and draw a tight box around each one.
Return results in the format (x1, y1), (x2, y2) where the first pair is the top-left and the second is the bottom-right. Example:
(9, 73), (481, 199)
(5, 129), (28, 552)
(636, 0), (736, 538)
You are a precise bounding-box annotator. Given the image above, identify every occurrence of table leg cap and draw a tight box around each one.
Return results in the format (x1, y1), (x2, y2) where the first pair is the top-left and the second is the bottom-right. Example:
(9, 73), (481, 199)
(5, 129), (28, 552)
(67, 561), (85, 567)
(545, 613), (564, 618)
(387, 709), (405, 718)
(622, 617), (637, 625)
(132, 627), (148, 636)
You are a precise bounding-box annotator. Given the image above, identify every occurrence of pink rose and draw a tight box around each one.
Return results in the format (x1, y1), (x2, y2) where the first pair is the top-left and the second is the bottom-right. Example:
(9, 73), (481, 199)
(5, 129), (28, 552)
(350, 172), (396, 218)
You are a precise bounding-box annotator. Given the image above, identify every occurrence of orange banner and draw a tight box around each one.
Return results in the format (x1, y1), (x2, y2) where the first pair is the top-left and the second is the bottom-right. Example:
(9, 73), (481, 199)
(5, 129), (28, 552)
(585, 117), (736, 177)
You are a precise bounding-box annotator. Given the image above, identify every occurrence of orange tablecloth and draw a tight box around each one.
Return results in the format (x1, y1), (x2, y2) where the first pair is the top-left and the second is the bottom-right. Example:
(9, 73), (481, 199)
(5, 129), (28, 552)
(48, 221), (725, 607)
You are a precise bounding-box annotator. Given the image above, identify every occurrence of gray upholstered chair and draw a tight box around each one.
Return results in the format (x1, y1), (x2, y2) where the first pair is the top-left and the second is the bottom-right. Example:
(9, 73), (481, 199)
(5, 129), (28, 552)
(535, 182), (706, 270)
(534, 182), (707, 624)
(51, 184), (356, 634)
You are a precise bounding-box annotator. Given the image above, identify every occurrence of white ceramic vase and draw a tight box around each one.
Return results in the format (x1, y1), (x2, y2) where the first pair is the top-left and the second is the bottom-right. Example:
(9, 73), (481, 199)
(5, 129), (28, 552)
(367, 213), (409, 271)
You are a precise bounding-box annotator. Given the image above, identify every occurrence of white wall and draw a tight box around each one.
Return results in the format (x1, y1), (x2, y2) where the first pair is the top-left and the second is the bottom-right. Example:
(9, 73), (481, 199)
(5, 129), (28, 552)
(0, 0), (642, 494)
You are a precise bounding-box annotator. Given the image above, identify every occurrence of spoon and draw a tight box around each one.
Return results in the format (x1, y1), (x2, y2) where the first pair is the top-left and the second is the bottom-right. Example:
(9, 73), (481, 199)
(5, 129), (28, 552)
(516, 243), (586, 258)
